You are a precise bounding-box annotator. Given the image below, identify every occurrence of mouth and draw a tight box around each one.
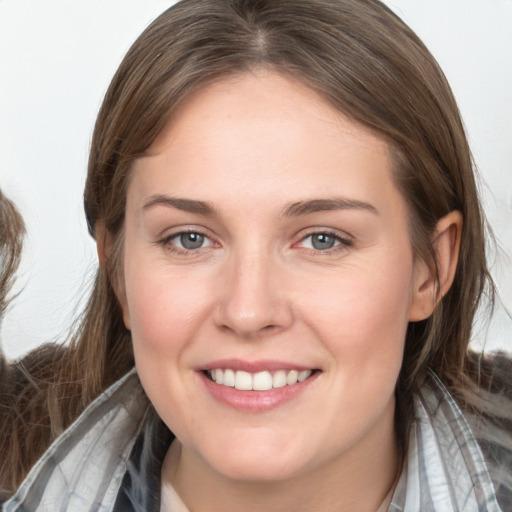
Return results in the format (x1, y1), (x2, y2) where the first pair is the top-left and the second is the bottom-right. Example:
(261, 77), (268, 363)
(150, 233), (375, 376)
(199, 359), (320, 411)
(204, 368), (315, 391)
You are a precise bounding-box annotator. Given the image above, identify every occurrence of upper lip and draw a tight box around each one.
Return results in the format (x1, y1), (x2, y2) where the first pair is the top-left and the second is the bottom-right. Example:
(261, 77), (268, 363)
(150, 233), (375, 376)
(199, 359), (315, 373)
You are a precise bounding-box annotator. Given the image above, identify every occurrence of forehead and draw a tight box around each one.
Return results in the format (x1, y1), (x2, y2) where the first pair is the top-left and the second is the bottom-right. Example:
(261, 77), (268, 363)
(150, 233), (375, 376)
(130, 70), (400, 216)
(150, 70), (389, 155)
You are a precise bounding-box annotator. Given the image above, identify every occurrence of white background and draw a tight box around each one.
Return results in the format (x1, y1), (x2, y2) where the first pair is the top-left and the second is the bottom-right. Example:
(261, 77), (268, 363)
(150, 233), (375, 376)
(1, 0), (511, 360)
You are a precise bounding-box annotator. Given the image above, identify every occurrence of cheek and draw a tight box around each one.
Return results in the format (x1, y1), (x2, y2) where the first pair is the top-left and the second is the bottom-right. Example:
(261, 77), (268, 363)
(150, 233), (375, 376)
(126, 276), (199, 360)
(300, 250), (414, 376)
(123, 266), (208, 423)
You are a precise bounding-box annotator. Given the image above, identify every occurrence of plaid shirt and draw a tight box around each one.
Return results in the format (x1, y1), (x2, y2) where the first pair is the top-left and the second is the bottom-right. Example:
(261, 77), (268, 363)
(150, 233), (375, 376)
(3, 369), (506, 511)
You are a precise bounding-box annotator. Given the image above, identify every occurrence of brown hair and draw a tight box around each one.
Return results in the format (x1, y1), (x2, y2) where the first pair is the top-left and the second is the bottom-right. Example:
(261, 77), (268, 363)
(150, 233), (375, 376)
(0, 190), (25, 319)
(2, 0), (510, 498)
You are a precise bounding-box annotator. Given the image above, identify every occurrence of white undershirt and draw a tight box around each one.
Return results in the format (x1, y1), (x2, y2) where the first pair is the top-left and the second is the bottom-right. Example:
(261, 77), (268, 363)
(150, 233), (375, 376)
(160, 479), (190, 512)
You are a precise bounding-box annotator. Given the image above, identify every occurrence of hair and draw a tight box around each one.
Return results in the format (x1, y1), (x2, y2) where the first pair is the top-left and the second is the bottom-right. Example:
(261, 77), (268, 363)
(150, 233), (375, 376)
(0, 190), (25, 319)
(1, 0), (511, 501)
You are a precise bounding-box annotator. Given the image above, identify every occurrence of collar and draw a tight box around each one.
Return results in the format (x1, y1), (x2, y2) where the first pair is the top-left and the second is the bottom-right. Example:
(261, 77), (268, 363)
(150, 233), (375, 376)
(389, 371), (502, 511)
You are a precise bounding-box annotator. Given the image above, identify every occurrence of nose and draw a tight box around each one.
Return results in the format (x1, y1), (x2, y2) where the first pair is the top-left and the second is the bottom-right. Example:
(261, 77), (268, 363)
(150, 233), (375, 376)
(213, 249), (294, 339)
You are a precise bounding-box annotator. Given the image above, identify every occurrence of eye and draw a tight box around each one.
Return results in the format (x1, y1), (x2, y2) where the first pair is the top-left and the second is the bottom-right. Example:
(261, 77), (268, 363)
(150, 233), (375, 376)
(162, 230), (214, 252)
(298, 232), (352, 251)
(176, 232), (206, 250)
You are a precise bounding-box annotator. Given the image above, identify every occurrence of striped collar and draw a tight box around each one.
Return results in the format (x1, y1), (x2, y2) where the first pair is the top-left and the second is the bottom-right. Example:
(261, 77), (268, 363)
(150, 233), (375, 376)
(389, 372), (502, 511)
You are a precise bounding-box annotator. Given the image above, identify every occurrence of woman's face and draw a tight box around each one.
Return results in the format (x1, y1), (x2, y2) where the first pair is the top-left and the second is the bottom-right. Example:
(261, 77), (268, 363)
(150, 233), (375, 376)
(121, 71), (429, 485)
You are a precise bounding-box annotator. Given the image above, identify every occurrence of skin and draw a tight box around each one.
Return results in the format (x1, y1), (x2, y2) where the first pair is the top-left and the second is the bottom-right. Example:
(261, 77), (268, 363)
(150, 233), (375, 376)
(115, 70), (461, 511)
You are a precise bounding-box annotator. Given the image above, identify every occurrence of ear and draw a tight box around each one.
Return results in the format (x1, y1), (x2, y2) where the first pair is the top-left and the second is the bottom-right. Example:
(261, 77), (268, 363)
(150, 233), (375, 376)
(95, 221), (131, 330)
(408, 210), (462, 321)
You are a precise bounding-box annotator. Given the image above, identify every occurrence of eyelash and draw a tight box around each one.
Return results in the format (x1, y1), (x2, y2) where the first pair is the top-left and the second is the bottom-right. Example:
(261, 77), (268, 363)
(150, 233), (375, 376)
(158, 229), (354, 255)
(159, 229), (214, 255)
(296, 230), (353, 254)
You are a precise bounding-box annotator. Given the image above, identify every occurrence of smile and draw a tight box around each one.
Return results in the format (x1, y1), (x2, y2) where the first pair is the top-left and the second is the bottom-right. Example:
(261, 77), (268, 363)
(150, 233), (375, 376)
(207, 368), (313, 391)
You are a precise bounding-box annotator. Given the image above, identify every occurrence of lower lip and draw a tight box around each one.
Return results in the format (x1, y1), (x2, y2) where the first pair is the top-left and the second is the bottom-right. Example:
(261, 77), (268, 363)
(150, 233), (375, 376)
(199, 371), (319, 412)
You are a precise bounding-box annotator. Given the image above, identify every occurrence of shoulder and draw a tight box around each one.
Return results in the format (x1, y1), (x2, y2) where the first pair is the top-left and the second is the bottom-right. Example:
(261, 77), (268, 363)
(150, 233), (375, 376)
(465, 350), (512, 510)
(0, 343), (68, 501)
(2, 370), (149, 511)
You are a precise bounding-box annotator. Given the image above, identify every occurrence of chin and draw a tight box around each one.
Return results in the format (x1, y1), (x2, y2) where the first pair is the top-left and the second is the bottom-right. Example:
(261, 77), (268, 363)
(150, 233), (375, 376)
(191, 430), (313, 483)
(208, 452), (308, 483)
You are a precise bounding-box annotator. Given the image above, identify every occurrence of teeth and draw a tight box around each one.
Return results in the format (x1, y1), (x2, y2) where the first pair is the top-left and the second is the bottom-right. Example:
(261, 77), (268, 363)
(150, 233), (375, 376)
(208, 368), (314, 390)
(235, 371), (252, 390)
(253, 371), (273, 391)
(273, 370), (287, 388)
(223, 369), (235, 387)
(298, 370), (312, 382)
(287, 370), (299, 385)
(214, 369), (223, 385)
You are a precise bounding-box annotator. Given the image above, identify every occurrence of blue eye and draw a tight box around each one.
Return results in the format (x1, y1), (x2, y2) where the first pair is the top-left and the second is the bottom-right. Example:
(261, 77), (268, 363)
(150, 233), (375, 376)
(163, 231), (213, 252)
(309, 233), (337, 250)
(299, 232), (351, 251)
(177, 232), (205, 250)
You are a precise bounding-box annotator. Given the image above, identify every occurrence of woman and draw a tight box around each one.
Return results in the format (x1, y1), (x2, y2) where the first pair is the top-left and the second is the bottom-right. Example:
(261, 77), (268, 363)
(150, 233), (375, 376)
(1, 0), (511, 510)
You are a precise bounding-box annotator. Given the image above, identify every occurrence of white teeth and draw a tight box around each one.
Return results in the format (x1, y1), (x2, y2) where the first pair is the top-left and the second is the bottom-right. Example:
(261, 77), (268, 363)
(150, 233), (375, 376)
(208, 368), (314, 390)
(235, 371), (253, 390)
(298, 370), (312, 382)
(214, 368), (224, 385)
(223, 369), (235, 387)
(272, 370), (287, 388)
(253, 371), (273, 391)
(287, 370), (299, 385)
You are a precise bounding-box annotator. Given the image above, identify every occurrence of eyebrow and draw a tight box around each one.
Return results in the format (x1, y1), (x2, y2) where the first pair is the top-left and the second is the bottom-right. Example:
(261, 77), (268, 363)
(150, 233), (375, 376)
(143, 195), (218, 216)
(282, 198), (378, 217)
(142, 195), (378, 218)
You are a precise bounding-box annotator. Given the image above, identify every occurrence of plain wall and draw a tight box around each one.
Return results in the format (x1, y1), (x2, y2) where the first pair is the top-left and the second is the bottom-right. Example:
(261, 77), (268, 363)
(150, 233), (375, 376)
(1, 0), (511, 360)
